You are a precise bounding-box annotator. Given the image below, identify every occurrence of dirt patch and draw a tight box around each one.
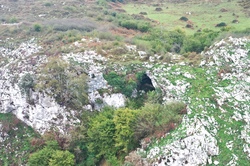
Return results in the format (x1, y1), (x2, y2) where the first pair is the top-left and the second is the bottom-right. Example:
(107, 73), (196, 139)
(220, 8), (228, 12)
(110, 27), (140, 39)
(108, 2), (124, 12)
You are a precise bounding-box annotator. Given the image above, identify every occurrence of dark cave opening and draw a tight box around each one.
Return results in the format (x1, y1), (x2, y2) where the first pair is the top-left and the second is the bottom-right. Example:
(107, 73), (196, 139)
(138, 74), (155, 92)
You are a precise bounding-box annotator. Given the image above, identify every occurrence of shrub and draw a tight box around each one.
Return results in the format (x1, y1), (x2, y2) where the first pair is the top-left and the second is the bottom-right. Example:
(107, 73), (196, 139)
(18, 73), (34, 101)
(106, 155), (122, 166)
(180, 16), (188, 21)
(49, 150), (75, 166)
(28, 143), (75, 166)
(44, 2), (52, 7)
(120, 20), (151, 32)
(104, 71), (138, 97)
(34, 24), (42, 32)
(9, 17), (18, 23)
(216, 22), (227, 27)
(134, 102), (185, 141)
(86, 108), (116, 160)
(36, 57), (88, 109)
(137, 22), (151, 32)
(181, 29), (219, 53)
(104, 71), (125, 93)
(113, 108), (138, 153)
(28, 146), (55, 166)
(120, 20), (138, 30)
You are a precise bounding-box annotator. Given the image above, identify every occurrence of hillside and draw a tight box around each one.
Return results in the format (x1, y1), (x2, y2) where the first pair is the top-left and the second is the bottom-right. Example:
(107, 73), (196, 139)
(0, 0), (250, 165)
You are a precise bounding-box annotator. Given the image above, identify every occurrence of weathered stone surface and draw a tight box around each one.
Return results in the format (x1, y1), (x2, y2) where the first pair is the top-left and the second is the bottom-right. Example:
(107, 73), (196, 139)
(133, 37), (250, 165)
(0, 39), (126, 134)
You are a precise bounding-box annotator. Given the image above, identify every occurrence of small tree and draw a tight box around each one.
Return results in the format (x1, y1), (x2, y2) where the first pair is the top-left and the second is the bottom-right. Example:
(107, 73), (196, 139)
(36, 57), (88, 109)
(28, 141), (75, 166)
(28, 147), (54, 166)
(113, 108), (138, 153)
(34, 24), (42, 32)
(87, 107), (116, 160)
(19, 73), (34, 102)
(49, 150), (75, 166)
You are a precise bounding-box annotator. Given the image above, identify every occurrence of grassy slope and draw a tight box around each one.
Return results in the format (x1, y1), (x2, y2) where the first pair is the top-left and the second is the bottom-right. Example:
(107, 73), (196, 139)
(144, 39), (250, 165)
(0, 113), (40, 165)
(123, 0), (250, 35)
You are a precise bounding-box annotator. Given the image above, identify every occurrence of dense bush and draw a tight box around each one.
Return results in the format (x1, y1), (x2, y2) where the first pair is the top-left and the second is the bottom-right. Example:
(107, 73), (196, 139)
(113, 108), (138, 153)
(137, 22), (151, 32)
(49, 150), (75, 166)
(181, 29), (219, 53)
(86, 108), (116, 161)
(36, 57), (88, 110)
(134, 102), (185, 141)
(119, 20), (151, 32)
(104, 71), (137, 97)
(120, 20), (138, 30)
(216, 22), (227, 27)
(33, 24), (42, 32)
(28, 141), (75, 166)
(139, 28), (220, 54)
(18, 73), (35, 101)
(148, 28), (185, 53)
(84, 101), (185, 164)
(86, 107), (138, 164)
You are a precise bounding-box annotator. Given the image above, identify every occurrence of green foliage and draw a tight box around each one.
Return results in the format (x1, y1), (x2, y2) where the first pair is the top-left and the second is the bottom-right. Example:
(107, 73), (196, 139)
(126, 96), (146, 109)
(113, 108), (138, 153)
(181, 29), (219, 53)
(0, 113), (39, 165)
(104, 71), (137, 97)
(28, 147), (54, 166)
(28, 141), (75, 166)
(134, 102), (185, 141)
(36, 57), (88, 109)
(120, 20), (138, 30)
(119, 20), (151, 32)
(85, 107), (140, 164)
(44, 2), (52, 7)
(87, 108), (116, 159)
(145, 88), (163, 104)
(143, 28), (185, 53)
(45, 140), (60, 149)
(33, 24), (42, 32)
(216, 22), (227, 27)
(136, 27), (220, 54)
(18, 73), (34, 100)
(106, 155), (122, 166)
(49, 150), (75, 166)
(104, 71), (124, 92)
(9, 17), (18, 23)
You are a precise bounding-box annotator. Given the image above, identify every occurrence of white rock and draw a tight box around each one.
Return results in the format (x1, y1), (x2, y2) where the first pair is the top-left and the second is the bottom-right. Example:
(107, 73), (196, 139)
(214, 160), (219, 165)
(103, 93), (126, 108)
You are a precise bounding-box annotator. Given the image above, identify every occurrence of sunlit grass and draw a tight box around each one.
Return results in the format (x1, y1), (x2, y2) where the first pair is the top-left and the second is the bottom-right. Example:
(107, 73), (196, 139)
(123, 0), (250, 35)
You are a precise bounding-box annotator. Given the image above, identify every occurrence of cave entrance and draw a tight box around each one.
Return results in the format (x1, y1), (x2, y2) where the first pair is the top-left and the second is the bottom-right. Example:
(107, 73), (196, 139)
(138, 73), (155, 92)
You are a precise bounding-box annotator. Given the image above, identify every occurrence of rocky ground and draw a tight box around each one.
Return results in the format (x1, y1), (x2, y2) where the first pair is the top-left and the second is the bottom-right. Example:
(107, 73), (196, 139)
(135, 37), (250, 165)
(0, 36), (249, 165)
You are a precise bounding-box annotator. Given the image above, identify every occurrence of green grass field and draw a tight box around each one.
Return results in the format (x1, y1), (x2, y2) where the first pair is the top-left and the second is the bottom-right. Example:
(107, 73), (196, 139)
(123, 0), (250, 34)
